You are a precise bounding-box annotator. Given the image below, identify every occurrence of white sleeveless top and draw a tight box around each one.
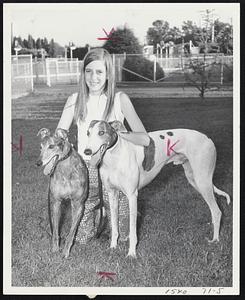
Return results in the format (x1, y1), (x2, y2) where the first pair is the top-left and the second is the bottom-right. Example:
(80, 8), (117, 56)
(74, 91), (124, 159)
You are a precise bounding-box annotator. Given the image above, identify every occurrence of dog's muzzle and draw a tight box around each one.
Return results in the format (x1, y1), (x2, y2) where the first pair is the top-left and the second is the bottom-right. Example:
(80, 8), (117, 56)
(85, 144), (107, 167)
(42, 155), (59, 176)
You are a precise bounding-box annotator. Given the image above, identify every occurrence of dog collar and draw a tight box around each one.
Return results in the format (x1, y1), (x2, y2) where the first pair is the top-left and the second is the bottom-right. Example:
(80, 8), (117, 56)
(106, 133), (118, 151)
(59, 144), (73, 162)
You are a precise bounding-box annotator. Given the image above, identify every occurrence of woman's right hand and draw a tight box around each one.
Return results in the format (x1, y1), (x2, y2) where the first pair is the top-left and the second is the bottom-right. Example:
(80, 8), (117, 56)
(56, 93), (77, 131)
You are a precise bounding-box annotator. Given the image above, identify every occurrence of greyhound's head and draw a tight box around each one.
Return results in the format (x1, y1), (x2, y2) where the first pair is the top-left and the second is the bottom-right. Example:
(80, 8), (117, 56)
(84, 120), (126, 167)
(36, 128), (70, 175)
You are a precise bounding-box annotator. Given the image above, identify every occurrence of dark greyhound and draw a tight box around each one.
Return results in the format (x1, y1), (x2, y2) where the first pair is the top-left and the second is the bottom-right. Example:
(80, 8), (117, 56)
(36, 128), (89, 258)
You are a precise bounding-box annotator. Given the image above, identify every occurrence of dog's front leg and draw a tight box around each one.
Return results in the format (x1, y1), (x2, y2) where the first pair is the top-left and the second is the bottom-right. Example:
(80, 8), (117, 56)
(52, 200), (61, 253)
(62, 201), (85, 258)
(127, 191), (138, 258)
(107, 189), (119, 249)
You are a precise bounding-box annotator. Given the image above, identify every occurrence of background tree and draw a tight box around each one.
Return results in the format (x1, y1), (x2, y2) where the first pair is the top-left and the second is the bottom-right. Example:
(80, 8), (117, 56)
(180, 11), (232, 54)
(180, 11), (214, 54)
(49, 38), (55, 57)
(22, 38), (28, 48)
(36, 38), (42, 49)
(11, 34), (64, 58)
(12, 36), (23, 55)
(146, 20), (170, 52)
(13, 36), (24, 48)
(214, 20), (233, 54)
(72, 46), (89, 60)
(181, 20), (200, 45)
(182, 53), (219, 98)
(53, 42), (65, 57)
(147, 20), (185, 53)
(166, 26), (182, 43)
(42, 37), (49, 53)
(196, 10), (215, 53)
(27, 34), (35, 49)
(40, 38), (44, 49)
(103, 26), (142, 54)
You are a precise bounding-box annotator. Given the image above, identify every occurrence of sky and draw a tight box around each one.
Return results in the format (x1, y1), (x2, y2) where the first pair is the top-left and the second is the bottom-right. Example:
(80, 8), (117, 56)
(5, 3), (238, 48)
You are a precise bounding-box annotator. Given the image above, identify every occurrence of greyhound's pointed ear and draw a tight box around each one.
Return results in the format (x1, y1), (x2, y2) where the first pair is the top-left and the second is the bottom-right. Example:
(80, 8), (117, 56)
(89, 120), (99, 129)
(55, 128), (68, 140)
(109, 120), (127, 132)
(37, 128), (50, 139)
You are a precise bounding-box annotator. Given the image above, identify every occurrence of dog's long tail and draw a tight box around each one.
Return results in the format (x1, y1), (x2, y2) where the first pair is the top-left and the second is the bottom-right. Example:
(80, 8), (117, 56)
(48, 178), (53, 235)
(213, 185), (231, 205)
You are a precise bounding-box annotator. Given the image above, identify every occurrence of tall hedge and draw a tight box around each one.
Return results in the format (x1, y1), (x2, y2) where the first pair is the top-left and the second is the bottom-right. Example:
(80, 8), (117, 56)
(103, 27), (142, 54)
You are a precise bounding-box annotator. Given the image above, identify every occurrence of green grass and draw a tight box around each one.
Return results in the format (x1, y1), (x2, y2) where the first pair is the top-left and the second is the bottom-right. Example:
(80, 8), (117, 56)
(11, 89), (232, 287)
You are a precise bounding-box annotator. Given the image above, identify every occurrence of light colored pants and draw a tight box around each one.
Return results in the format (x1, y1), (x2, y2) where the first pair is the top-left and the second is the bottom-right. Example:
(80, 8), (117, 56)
(75, 162), (129, 244)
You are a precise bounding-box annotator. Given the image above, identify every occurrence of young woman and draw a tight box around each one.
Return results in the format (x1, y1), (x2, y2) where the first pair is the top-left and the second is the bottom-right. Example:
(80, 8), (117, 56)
(57, 48), (149, 243)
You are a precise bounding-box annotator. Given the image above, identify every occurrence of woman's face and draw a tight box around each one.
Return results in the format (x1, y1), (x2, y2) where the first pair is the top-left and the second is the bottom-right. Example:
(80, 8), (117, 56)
(85, 60), (107, 95)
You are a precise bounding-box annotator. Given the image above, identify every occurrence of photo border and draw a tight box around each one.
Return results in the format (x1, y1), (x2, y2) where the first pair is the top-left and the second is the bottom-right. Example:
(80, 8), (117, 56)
(3, 2), (240, 296)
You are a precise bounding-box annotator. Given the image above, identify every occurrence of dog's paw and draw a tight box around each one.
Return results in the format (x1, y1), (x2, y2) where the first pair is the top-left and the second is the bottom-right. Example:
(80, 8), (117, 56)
(127, 250), (137, 259)
(110, 242), (118, 249)
(62, 248), (70, 259)
(206, 237), (219, 244)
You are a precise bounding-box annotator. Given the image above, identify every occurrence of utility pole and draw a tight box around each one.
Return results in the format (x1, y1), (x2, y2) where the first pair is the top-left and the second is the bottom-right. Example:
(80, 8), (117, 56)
(199, 9), (215, 52)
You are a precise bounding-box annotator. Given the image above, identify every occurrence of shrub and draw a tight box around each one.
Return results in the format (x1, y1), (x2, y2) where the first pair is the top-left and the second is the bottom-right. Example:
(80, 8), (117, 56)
(182, 54), (224, 98)
(223, 64), (233, 84)
(122, 56), (164, 81)
(103, 27), (142, 54)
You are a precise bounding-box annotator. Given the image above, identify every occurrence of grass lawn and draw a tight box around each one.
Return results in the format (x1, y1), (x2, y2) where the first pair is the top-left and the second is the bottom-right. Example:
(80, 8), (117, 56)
(11, 89), (233, 287)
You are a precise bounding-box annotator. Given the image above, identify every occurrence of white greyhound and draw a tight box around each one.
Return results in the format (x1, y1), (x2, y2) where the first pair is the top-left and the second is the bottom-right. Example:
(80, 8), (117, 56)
(84, 120), (230, 257)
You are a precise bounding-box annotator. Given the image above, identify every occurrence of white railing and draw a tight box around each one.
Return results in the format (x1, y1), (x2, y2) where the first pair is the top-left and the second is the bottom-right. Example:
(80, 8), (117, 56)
(11, 54), (33, 98)
(11, 54), (233, 95)
(45, 58), (82, 86)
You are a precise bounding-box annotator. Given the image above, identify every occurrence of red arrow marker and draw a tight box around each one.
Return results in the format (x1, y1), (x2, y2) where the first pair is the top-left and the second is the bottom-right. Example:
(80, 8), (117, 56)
(97, 271), (116, 281)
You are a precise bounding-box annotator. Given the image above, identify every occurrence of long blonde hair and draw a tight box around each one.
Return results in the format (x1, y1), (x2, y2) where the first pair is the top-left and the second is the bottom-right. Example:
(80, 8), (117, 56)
(74, 48), (115, 123)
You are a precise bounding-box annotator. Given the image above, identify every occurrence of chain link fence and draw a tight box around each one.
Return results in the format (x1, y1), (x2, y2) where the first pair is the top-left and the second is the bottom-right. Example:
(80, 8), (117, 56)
(114, 53), (233, 85)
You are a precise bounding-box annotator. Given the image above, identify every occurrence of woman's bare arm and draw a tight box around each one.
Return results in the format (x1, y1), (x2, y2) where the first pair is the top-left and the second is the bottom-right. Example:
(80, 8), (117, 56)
(120, 92), (150, 146)
(56, 93), (77, 131)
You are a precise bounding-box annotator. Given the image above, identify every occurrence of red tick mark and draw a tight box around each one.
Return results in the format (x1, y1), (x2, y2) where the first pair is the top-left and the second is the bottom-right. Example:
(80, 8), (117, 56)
(97, 271), (116, 281)
(12, 135), (23, 155)
(97, 28), (117, 41)
(167, 138), (179, 156)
